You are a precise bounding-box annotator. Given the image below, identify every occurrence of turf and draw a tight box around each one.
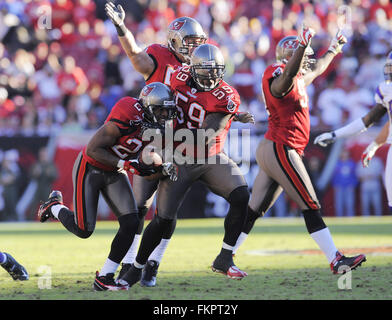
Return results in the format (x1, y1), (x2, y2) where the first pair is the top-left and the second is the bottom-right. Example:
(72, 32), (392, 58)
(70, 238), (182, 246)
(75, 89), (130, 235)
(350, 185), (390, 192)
(1, 217), (391, 300)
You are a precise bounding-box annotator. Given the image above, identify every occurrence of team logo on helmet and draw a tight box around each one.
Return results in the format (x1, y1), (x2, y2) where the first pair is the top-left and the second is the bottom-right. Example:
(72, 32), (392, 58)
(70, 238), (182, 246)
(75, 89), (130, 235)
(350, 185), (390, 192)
(141, 85), (154, 97)
(171, 21), (185, 31)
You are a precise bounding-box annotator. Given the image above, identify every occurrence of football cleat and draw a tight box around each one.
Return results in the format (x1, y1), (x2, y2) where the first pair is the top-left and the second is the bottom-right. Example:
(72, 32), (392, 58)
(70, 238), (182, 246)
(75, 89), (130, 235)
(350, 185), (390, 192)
(211, 254), (248, 280)
(1, 253), (29, 281)
(38, 190), (63, 222)
(93, 271), (128, 291)
(117, 263), (142, 288)
(330, 251), (366, 274)
(116, 263), (132, 282)
(140, 260), (159, 287)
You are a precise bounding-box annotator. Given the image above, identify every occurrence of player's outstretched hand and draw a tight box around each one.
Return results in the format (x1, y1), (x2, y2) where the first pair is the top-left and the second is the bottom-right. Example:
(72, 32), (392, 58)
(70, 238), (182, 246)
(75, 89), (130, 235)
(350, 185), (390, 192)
(162, 162), (178, 181)
(105, 1), (125, 27)
(234, 112), (255, 124)
(361, 141), (380, 167)
(314, 132), (336, 147)
(328, 29), (347, 55)
(297, 24), (315, 48)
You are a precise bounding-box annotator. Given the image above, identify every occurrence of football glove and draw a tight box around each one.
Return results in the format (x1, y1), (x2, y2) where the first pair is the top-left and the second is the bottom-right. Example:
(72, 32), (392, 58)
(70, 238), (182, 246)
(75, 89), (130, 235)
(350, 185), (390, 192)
(297, 24), (315, 48)
(361, 141), (380, 167)
(105, 1), (125, 27)
(118, 159), (157, 176)
(233, 112), (255, 124)
(161, 162), (178, 181)
(314, 131), (336, 147)
(328, 29), (347, 55)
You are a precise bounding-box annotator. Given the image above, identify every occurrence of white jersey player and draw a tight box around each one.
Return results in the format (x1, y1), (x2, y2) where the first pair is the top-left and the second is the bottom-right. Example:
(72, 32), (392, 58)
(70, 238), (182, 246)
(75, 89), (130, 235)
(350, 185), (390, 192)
(314, 50), (392, 213)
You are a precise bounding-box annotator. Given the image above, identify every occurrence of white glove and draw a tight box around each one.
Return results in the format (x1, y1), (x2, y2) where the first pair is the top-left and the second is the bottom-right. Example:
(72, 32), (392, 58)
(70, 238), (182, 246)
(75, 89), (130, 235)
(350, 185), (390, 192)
(297, 24), (315, 48)
(105, 1), (125, 27)
(314, 131), (336, 147)
(328, 29), (347, 55)
(162, 162), (178, 181)
(361, 141), (380, 167)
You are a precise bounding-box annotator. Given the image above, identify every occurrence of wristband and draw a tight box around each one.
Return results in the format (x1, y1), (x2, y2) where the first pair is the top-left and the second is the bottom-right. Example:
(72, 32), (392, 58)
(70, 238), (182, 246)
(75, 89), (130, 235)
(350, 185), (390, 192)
(117, 159), (125, 169)
(115, 23), (127, 37)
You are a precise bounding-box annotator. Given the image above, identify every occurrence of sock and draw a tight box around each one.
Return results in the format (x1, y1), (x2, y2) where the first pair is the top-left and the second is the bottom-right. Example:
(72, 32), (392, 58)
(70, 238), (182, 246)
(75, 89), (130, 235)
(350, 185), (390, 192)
(122, 234), (141, 264)
(99, 258), (119, 276)
(310, 227), (338, 263)
(51, 204), (68, 219)
(0, 252), (6, 264)
(135, 215), (174, 265)
(232, 232), (248, 255)
(148, 239), (170, 263)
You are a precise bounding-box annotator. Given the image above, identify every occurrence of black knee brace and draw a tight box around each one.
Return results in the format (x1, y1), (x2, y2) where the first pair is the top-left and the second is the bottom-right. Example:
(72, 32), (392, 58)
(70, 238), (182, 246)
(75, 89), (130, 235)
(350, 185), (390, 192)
(228, 185), (250, 207)
(302, 209), (327, 234)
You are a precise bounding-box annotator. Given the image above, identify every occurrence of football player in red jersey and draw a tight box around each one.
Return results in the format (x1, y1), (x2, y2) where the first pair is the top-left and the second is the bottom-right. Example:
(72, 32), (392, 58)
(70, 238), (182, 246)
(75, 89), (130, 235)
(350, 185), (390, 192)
(118, 44), (250, 288)
(232, 26), (366, 274)
(37, 82), (178, 291)
(106, 2), (254, 286)
(105, 3), (206, 286)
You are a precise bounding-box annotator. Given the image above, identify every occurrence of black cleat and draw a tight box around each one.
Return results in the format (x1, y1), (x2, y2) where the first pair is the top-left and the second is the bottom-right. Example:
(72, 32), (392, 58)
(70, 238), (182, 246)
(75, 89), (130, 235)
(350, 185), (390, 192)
(117, 263), (142, 288)
(1, 253), (29, 281)
(330, 251), (367, 274)
(140, 260), (159, 287)
(116, 263), (131, 282)
(93, 271), (128, 291)
(38, 190), (63, 222)
(211, 253), (247, 280)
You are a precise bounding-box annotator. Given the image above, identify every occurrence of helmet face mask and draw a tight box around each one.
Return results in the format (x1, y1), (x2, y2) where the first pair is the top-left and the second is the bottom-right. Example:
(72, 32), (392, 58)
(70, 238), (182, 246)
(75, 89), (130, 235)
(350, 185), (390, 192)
(190, 44), (225, 91)
(167, 17), (207, 63)
(384, 63), (392, 82)
(384, 51), (392, 82)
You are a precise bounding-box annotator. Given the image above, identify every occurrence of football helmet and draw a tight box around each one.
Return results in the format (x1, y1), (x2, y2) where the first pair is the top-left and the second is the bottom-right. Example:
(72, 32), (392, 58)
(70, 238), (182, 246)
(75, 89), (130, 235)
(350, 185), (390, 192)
(139, 82), (177, 126)
(190, 44), (225, 91)
(167, 17), (207, 63)
(384, 51), (392, 82)
(276, 35), (315, 72)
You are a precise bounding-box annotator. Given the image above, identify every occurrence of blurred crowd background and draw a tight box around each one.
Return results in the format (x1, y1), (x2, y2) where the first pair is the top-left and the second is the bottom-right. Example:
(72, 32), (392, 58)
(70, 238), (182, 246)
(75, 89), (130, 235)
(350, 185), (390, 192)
(1, 0), (391, 221)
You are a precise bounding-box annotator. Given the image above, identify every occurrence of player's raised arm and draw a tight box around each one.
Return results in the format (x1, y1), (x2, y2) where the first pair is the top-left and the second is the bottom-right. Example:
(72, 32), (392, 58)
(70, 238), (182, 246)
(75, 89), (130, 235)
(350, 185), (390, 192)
(271, 25), (315, 97)
(105, 1), (155, 79)
(303, 30), (347, 86)
(314, 104), (387, 147)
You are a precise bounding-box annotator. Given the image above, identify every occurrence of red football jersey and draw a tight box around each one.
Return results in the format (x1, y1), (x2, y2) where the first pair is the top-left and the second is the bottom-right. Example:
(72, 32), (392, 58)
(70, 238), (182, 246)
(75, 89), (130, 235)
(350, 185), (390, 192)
(170, 66), (240, 159)
(262, 63), (310, 155)
(145, 44), (183, 85)
(82, 97), (151, 171)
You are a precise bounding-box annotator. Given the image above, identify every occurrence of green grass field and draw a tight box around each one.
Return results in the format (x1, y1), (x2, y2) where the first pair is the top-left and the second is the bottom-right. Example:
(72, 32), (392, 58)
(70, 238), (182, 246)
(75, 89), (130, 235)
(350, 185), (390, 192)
(1, 217), (392, 300)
